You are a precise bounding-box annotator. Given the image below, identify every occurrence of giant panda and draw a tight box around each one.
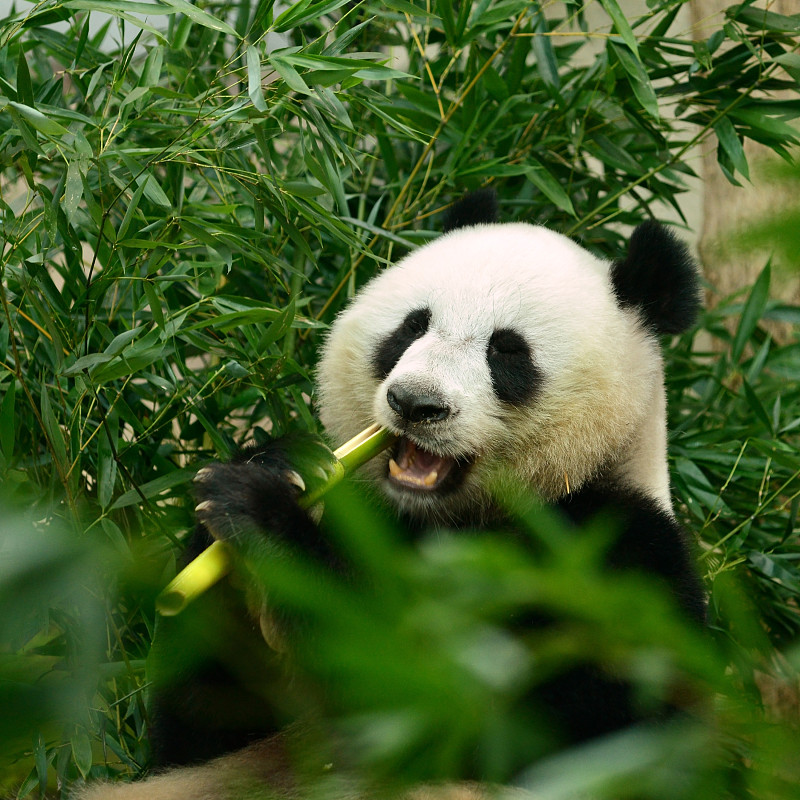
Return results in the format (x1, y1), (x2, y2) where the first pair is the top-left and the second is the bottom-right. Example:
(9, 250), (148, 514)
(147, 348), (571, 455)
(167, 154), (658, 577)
(79, 191), (705, 800)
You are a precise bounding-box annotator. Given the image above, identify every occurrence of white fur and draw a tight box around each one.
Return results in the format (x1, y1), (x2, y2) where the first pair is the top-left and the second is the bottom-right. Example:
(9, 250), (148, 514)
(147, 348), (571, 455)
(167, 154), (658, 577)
(317, 223), (673, 520)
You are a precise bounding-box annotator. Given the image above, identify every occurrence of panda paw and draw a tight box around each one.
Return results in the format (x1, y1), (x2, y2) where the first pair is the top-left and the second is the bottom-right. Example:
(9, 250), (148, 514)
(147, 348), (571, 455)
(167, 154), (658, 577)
(192, 460), (307, 544)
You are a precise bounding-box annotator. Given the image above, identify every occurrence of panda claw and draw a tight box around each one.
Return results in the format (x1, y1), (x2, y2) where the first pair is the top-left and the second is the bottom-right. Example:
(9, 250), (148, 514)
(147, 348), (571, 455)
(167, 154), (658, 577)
(313, 465), (330, 481)
(284, 470), (306, 492)
(194, 467), (213, 483)
(195, 500), (214, 514)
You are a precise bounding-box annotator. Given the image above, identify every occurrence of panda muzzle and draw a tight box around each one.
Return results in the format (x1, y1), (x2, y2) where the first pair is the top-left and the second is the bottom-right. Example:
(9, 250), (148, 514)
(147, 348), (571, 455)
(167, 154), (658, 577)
(388, 437), (456, 491)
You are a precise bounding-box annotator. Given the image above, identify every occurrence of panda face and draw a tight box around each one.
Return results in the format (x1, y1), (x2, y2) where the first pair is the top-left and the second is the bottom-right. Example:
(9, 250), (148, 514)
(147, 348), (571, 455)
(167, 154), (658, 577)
(367, 297), (544, 512)
(317, 223), (671, 524)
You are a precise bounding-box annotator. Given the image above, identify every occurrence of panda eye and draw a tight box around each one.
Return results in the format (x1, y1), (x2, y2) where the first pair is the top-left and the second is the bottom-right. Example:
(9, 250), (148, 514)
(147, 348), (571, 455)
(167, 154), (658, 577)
(402, 308), (431, 337)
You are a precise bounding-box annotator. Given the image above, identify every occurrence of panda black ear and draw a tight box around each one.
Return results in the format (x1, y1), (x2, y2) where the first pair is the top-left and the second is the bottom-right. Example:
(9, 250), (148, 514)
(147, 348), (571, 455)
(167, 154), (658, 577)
(610, 221), (701, 335)
(442, 188), (499, 232)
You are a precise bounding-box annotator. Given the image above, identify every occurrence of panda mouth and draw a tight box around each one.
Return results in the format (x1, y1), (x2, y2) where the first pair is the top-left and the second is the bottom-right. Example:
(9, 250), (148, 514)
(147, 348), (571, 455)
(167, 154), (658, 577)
(387, 437), (460, 492)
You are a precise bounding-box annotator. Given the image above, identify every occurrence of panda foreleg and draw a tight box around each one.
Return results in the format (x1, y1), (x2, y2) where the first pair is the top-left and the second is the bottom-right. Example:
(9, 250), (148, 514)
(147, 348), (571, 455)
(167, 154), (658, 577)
(145, 435), (343, 771)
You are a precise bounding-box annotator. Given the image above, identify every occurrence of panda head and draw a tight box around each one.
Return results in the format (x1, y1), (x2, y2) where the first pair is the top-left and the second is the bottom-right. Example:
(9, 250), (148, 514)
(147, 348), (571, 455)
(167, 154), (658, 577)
(317, 192), (699, 525)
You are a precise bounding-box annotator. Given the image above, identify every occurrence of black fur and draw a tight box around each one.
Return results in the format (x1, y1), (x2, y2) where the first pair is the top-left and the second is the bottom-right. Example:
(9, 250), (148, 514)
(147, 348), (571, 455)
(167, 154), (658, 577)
(487, 328), (541, 405)
(148, 577), (284, 766)
(442, 188), (499, 232)
(536, 484), (706, 745)
(193, 435), (338, 566)
(371, 307), (431, 380)
(557, 484), (706, 624)
(610, 221), (701, 335)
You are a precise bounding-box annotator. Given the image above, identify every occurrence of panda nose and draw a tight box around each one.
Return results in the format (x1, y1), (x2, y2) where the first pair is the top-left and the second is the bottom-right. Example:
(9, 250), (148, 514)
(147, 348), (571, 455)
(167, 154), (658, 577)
(387, 385), (450, 424)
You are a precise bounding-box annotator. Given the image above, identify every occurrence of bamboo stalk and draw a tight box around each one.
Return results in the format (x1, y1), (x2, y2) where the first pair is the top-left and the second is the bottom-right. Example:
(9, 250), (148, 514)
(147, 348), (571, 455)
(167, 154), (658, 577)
(156, 425), (396, 616)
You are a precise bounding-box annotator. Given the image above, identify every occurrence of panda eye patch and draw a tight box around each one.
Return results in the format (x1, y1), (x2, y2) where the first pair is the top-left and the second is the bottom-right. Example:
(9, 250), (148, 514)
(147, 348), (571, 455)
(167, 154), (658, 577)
(372, 307), (432, 380)
(488, 328), (529, 356)
(487, 328), (540, 404)
(402, 308), (431, 337)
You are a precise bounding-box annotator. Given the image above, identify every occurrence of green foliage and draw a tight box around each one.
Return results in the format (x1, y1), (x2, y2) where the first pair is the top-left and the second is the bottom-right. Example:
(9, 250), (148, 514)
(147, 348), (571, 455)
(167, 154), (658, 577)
(1, 0), (799, 797)
(667, 269), (800, 649)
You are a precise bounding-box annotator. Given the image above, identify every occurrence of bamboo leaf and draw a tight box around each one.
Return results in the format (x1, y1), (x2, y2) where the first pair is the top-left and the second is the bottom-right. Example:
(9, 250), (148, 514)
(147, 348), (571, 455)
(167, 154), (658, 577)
(773, 52), (800, 82)
(0, 380), (16, 459)
(273, 0), (312, 31)
(730, 108), (800, 145)
(731, 263), (770, 363)
(531, 7), (559, 88)
(741, 378), (774, 435)
(438, 0), (458, 47)
(524, 163), (576, 216)
(729, 4), (800, 33)
(61, 353), (114, 375)
(256, 298), (296, 351)
(116, 179), (147, 241)
(162, 0), (239, 36)
(610, 41), (659, 120)
(381, 0), (426, 15)
(119, 153), (172, 209)
(599, 0), (640, 56)
(16, 47), (35, 106)
(33, 734), (48, 795)
(105, 327), (143, 356)
(97, 412), (118, 510)
(65, 0), (172, 14)
(71, 728), (93, 778)
(714, 116), (750, 181)
(8, 101), (69, 136)
(278, 53), (409, 80)
(61, 160), (83, 222)
(143, 278), (166, 330)
(247, 45), (267, 112)
(268, 54), (311, 94)
(111, 468), (194, 509)
(273, 0), (351, 32)
(120, 86), (150, 109)
(748, 552), (800, 592)
(139, 44), (164, 87)
(40, 388), (68, 472)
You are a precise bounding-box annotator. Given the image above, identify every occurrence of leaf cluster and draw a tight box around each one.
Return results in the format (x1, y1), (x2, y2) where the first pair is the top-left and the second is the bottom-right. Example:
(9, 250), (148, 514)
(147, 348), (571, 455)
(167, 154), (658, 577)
(667, 267), (800, 653)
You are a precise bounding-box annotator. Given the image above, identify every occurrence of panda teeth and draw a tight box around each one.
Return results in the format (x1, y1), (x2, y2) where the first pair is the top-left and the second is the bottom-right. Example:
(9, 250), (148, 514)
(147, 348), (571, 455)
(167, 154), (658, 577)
(388, 457), (439, 488)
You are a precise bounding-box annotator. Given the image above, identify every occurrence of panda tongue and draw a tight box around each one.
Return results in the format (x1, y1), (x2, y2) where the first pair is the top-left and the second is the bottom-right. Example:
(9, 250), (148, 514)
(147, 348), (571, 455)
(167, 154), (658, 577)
(390, 438), (452, 489)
